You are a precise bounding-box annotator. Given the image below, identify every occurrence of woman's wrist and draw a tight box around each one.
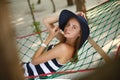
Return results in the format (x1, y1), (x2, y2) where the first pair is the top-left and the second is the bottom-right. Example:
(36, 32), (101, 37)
(43, 16), (59, 27)
(43, 35), (54, 46)
(41, 43), (47, 47)
(48, 34), (55, 39)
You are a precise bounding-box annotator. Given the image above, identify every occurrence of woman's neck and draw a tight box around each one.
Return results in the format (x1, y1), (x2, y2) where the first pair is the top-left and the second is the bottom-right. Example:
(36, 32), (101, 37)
(65, 38), (76, 47)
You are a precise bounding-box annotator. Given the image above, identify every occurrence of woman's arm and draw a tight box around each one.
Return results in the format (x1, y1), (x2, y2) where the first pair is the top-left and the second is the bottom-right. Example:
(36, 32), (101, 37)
(31, 42), (74, 65)
(31, 26), (74, 65)
(43, 15), (65, 42)
(32, 35), (53, 60)
(43, 15), (58, 29)
(31, 24), (74, 65)
(43, 12), (86, 42)
(32, 26), (59, 60)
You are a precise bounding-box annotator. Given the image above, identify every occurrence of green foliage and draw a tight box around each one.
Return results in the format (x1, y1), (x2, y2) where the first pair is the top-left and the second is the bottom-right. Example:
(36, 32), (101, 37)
(31, 3), (35, 11)
(33, 21), (41, 32)
(33, 21), (43, 42)
(28, 0), (43, 42)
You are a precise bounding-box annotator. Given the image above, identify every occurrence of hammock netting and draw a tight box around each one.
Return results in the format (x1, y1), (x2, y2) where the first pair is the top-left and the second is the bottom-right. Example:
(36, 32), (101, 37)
(16, 0), (120, 79)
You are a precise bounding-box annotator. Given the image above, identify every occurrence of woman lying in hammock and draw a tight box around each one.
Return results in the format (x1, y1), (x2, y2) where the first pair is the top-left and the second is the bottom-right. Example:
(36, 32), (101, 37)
(22, 9), (90, 77)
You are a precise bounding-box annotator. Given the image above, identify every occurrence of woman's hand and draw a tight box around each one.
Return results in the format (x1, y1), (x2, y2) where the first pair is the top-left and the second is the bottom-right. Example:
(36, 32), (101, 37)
(76, 11), (87, 20)
(48, 26), (60, 39)
(32, 26), (60, 60)
(43, 16), (59, 29)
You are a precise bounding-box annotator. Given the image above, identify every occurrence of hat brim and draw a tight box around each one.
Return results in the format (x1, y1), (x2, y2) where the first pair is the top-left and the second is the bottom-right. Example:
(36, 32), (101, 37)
(59, 10), (77, 31)
(59, 9), (90, 48)
(59, 10), (87, 30)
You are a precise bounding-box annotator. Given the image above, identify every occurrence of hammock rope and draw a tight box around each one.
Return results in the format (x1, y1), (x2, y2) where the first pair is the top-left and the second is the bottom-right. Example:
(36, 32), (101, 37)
(16, 0), (120, 79)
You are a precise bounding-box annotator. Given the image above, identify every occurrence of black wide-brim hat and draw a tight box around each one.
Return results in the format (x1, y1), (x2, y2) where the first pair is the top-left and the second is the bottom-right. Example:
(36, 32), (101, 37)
(59, 9), (90, 48)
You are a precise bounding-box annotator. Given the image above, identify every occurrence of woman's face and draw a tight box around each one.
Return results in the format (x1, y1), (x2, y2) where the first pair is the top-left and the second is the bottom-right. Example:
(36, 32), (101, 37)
(64, 17), (81, 39)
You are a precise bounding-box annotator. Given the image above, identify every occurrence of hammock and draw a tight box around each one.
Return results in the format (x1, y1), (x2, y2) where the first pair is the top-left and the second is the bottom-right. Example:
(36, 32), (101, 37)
(16, 0), (120, 79)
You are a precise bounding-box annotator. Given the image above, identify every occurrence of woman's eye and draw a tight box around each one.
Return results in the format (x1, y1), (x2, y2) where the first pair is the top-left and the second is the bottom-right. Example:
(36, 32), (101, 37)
(67, 23), (70, 27)
(73, 26), (76, 29)
(65, 24), (68, 27)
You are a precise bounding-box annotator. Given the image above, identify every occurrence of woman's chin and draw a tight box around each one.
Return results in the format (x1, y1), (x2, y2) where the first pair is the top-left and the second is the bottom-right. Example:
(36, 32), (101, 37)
(64, 34), (68, 38)
(64, 35), (73, 39)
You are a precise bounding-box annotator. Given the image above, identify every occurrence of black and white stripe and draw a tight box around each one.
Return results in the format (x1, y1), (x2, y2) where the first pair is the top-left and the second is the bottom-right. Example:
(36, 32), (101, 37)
(23, 45), (63, 76)
(23, 58), (63, 76)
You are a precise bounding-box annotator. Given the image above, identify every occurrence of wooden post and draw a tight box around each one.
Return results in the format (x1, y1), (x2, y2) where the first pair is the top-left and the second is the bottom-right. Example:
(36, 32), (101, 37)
(67, 0), (74, 6)
(27, 0), (43, 42)
(0, 0), (24, 80)
(88, 36), (111, 62)
(51, 0), (56, 12)
(74, 0), (111, 62)
(37, 0), (41, 4)
(75, 0), (88, 20)
(75, 0), (86, 13)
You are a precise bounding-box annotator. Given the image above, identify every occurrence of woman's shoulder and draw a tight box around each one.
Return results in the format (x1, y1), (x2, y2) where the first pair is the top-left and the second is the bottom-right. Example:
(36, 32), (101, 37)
(56, 43), (74, 52)
(55, 43), (74, 63)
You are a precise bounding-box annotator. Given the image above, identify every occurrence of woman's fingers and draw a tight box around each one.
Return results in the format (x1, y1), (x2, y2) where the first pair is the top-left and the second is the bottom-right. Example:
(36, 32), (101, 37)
(54, 26), (59, 32)
(54, 26), (60, 35)
(49, 26), (60, 38)
(76, 11), (87, 20)
(76, 11), (84, 16)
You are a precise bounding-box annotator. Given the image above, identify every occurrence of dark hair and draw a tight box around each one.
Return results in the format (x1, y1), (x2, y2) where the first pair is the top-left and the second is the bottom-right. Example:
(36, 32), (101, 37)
(70, 33), (82, 63)
(61, 29), (82, 63)
(59, 9), (90, 49)
(59, 10), (90, 63)
(0, 0), (25, 80)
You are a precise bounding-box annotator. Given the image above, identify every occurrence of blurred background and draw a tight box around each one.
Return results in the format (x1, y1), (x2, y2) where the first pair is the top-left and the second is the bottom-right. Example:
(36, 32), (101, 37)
(1, 0), (120, 80)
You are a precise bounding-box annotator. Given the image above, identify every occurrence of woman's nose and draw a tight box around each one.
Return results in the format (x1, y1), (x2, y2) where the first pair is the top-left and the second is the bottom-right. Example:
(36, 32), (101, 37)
(66, 26), (71, 31)
(68, 24), (73, 30)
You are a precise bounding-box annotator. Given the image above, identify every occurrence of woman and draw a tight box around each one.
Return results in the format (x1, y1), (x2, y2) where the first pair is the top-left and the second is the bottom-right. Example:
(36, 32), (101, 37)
(22, 9), (90, 77)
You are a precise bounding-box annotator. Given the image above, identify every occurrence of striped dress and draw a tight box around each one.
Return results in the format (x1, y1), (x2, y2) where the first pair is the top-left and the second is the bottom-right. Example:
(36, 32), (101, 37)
(22, 45), (64, 77)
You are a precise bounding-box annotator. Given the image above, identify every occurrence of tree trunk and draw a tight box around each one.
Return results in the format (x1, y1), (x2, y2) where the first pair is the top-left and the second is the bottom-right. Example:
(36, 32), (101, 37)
(75, 0), (86, 13)
(75, 0), (88, 20)
(51, 0), (56, 12)
(0, 0), (25, 80)
(67, 0), (74, 6)
(37, 0), (41, 4)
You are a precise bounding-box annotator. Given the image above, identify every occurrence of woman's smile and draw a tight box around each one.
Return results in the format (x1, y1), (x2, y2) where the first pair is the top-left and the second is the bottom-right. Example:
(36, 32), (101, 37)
(64, 30), (70, 35)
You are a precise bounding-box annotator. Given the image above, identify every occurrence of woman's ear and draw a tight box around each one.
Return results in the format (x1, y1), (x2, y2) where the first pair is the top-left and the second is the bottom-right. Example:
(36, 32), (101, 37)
(78, 34), (81, 37)
(78, 30), (82, 37)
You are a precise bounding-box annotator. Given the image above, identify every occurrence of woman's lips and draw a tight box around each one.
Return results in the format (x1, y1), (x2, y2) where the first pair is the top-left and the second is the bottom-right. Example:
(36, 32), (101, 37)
(64, 31), (70, 34)
(64, 30), (70, 35)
